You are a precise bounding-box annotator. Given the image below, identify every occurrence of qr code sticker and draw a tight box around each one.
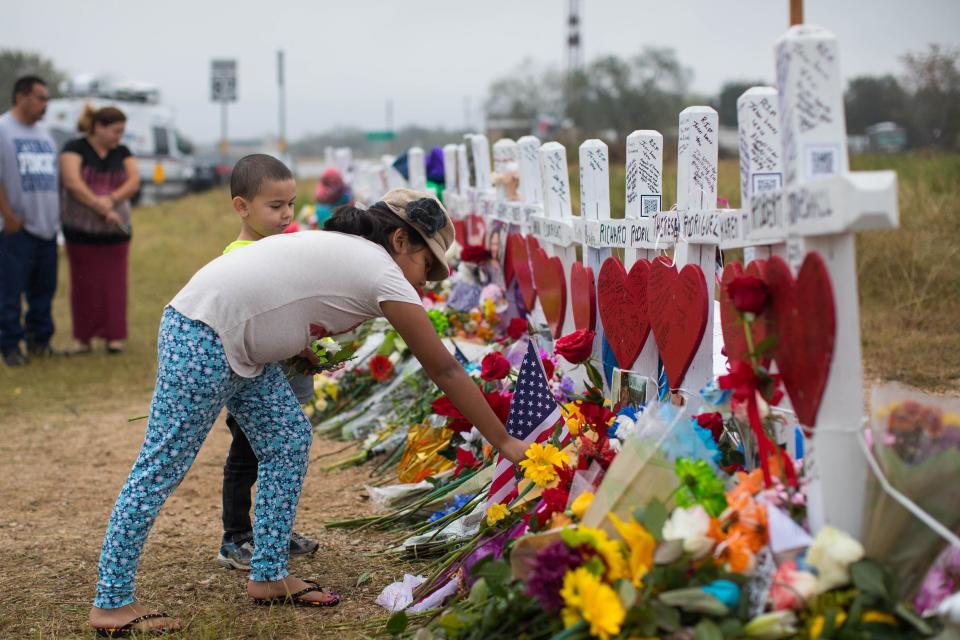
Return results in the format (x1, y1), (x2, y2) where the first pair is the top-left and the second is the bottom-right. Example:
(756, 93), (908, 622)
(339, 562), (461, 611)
(807, 145), (839, 178)
(640, 195), (661, 218)
(752, 173), (783, 194)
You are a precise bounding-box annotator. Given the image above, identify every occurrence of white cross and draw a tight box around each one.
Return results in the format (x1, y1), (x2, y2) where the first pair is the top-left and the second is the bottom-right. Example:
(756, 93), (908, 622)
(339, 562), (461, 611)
(578, 140), (612, 361)
(760, 24), (899, 538)
(407, 146), (427, 191)
(672, 106), (721, 401)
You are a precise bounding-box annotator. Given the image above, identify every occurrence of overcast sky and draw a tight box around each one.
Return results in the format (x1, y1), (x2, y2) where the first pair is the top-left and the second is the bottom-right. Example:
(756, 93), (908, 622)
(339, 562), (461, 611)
(4, 0), (958, 143)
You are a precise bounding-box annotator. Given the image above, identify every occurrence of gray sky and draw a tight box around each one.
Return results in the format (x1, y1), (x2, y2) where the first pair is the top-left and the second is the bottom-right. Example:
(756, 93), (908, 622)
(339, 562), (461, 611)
(4, 0), (958, 143)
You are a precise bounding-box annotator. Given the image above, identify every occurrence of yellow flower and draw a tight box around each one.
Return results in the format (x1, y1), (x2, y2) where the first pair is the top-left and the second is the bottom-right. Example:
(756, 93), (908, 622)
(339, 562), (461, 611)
(809, 611), (847, 639)
(519, 442), (569, 487)
(562, 403), (585, 436)
(323, 381), (339, 401)
(610, 514), (655, 587)
(486, 503), (509, 526)
(862, 611), (896, 625)
(483, 299), (498, 324)
(570, 491), (594, 520)
(568, 527), (629, 582)
(560, 567), (625, 640)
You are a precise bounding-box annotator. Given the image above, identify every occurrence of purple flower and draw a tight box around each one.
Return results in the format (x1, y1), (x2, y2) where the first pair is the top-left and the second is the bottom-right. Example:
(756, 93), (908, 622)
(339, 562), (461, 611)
(525, 541), (583, 612)
(916, 546), (960, 614)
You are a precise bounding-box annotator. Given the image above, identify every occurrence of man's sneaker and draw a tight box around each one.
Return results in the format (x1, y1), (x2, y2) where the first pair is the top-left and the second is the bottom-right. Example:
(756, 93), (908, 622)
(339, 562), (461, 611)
(2, 349), (29, 367)
(26, 341), (59, 357)
(216, 533), (253, 571)
(289, 531), (320, 556)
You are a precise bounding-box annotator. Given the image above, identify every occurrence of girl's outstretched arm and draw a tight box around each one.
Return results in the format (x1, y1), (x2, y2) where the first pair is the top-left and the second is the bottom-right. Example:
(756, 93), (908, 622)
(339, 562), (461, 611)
(381, 300), (527, 465)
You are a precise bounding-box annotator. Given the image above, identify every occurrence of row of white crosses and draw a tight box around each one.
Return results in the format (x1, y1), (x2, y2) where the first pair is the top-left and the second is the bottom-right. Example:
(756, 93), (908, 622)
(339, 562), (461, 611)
(451, 24), (897, 539)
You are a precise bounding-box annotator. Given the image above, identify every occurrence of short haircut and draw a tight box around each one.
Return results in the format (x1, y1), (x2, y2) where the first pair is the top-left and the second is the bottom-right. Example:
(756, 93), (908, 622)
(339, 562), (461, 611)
(12, 75), (46, 105)
(230, 154), (294, 199)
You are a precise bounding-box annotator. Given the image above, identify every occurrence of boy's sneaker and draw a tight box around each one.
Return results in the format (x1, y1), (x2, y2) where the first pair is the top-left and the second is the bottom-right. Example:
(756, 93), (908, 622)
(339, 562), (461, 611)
(289, 531), (320, 556)
(216, 531), (317, 569)
(216, 533), (254, 571)
(2, 349), (29, 367)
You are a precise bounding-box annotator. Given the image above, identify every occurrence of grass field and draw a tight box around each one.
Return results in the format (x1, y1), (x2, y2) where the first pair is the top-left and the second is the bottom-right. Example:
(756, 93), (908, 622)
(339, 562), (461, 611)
(0, 154), (956, 638)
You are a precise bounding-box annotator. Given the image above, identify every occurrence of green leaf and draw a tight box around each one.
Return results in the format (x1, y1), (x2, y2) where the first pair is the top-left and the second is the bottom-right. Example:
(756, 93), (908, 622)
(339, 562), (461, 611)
(584, 361), (605, 390)
(354, 571), (371, 587)
(617, 579), (638, 608)
(651, 600), (681, 632)
(717, 618), (744, 639)
(694, 619), (724, 640)
(472, 559), (512, 588)
(386, 610), (408, 636)
(894, 603), (934, 635)
(850, 560), (890, 602)
(468, 578), (490, 605)
(437, 612), (469, 633)
(754, 334), (779, 358)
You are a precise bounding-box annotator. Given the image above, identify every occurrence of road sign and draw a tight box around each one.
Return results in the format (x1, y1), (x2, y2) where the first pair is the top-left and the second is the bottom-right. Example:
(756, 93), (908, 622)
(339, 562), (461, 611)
(211, 59), (237, 103)
(365, 130), (395, 141)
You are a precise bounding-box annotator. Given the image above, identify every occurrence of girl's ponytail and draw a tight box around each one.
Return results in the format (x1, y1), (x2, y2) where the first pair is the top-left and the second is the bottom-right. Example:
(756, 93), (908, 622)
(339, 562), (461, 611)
(323, 205), (423, 254)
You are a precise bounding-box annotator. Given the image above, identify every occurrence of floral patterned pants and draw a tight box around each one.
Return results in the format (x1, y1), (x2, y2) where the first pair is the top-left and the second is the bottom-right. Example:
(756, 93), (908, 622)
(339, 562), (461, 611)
(94, 307), (312, 608)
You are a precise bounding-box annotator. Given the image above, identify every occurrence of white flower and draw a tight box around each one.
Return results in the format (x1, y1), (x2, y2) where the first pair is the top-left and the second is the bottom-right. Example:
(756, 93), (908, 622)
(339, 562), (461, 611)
(612, 414), (639, 443)
(937, 593), (960, 629)
(319, 337), (342, 355)
(806, 525), (864, 593)
(661, 505), (714, 558)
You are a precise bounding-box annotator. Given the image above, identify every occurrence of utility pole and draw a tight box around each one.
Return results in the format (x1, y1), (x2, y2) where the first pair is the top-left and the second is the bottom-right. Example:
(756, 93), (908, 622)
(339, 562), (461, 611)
(385, 98), (393, 154)
(277, 50), (287, 155)
(566, 0), (583, 73)
(790, 0), (803, 25)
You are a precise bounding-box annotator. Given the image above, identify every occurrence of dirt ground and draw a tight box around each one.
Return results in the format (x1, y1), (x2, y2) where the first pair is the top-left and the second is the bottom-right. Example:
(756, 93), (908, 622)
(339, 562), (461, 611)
(0, 393), (418, 639)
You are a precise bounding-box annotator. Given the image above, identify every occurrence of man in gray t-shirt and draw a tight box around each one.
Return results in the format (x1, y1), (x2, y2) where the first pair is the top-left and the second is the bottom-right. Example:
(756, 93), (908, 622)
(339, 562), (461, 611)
(0, 76), (60, 366)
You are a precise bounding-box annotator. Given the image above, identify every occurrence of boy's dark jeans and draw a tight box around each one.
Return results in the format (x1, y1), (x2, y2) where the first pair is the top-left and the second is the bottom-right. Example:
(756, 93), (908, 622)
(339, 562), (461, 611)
(222, 413), (258, 538)
(0, 229), (57, 355)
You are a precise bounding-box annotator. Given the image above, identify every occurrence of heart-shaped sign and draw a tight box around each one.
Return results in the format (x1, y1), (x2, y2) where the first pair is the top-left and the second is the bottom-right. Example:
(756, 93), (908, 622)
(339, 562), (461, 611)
(719, 260), (772, 367)
(531, 246), (567, 338)
(597, 257), (651, 369)
(766, 253), (836, 428)
(508, 234), (536, 311)
(570, 262), (597, 332)
(647, 256), (709, 390)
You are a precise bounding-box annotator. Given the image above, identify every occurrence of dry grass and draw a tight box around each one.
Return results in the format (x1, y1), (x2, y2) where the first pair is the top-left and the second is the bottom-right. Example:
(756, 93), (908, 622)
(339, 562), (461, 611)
(0, 154), (957, 637)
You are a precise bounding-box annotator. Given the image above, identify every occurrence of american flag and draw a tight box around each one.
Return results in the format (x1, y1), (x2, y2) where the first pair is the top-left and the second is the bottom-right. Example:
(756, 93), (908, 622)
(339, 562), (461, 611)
(450, 340), (471, 366)
(487, 339), (563, 506)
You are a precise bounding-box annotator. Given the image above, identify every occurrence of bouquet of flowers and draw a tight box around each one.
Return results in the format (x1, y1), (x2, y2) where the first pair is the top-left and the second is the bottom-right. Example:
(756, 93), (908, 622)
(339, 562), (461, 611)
(862, 382), (960, 598)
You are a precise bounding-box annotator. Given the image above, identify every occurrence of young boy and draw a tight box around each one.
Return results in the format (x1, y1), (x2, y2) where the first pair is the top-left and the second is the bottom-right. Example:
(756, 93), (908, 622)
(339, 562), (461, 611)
(216, 154), (319, 569)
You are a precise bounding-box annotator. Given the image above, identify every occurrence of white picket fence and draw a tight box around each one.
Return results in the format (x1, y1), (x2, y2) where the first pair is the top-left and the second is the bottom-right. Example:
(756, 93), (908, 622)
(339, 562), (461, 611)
(348, 24), (900, 541)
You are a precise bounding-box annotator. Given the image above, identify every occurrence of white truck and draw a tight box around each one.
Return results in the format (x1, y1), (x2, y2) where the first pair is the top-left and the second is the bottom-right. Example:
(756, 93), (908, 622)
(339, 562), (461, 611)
(45, 78), (194, 202)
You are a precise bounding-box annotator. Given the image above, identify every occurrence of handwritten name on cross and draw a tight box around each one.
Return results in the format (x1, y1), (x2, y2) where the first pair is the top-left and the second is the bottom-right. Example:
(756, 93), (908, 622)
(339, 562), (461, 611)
(770, 24), (899, 539)
(534, 142), (578, 335)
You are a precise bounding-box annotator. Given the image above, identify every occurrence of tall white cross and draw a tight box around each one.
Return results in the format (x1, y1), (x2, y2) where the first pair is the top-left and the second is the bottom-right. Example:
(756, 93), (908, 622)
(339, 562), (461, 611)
(536, 141), (579, 336)
(408, 146), (427, 191)
(672, 106), (721, 400)
(579, 139), (612, 359)
(769, 24), (898, 538)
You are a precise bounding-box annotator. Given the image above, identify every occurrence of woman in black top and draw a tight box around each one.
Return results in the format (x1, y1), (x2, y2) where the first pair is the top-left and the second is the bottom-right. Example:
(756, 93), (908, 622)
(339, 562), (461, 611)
(60, 106), (140, 354)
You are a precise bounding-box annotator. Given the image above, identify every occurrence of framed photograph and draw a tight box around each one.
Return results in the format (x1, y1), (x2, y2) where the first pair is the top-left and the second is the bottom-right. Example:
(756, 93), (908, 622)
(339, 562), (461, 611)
(611, 369), (656, 410)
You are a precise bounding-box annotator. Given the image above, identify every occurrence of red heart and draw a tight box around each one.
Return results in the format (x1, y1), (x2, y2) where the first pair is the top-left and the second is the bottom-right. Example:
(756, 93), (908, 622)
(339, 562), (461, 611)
(570, 262), (597, 332)
(719, 260), (772, 367)
(531, 246), (567, 338)
(597, 257), (651, 369)
(508, 234), (536, 311)
(766, 253), (836, 428)
(647, 256), (709, 390)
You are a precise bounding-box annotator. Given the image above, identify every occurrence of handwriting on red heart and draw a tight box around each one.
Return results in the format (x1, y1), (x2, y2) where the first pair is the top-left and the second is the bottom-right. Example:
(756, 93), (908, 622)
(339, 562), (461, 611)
(647, 256), (709, 390)
(508, 234), (536, 311)
(531, 246), (567, 338)
(597, 257), (651, 369)
(719, 260), (772, 367)
(570, 262), (597, 332)
(766, 253), (836, 428)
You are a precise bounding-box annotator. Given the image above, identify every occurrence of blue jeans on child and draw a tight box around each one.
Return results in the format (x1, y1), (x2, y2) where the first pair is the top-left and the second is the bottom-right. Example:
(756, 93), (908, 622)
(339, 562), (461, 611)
(94, 307), (313, 609)
(0, 229), (57, 355)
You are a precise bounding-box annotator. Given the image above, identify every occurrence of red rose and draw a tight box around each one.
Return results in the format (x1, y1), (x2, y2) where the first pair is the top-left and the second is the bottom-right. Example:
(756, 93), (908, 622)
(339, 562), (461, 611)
(431, 395), (471, 432)
(541, 357), (555, 380)
(695, 412), (725, 443)
(369, 355), (393, 382)
(460, 244), (492, 263)
(484, 391), (512, 423)
(554, 329), (595, 364)
(726, 275), (768, 315)
(481, 352), (511, 381)
(506, 318), (529, 340)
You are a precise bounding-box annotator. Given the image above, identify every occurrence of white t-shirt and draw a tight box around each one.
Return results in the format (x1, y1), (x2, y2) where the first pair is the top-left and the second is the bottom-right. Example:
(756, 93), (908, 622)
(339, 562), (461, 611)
(170, 231), (422, 377)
